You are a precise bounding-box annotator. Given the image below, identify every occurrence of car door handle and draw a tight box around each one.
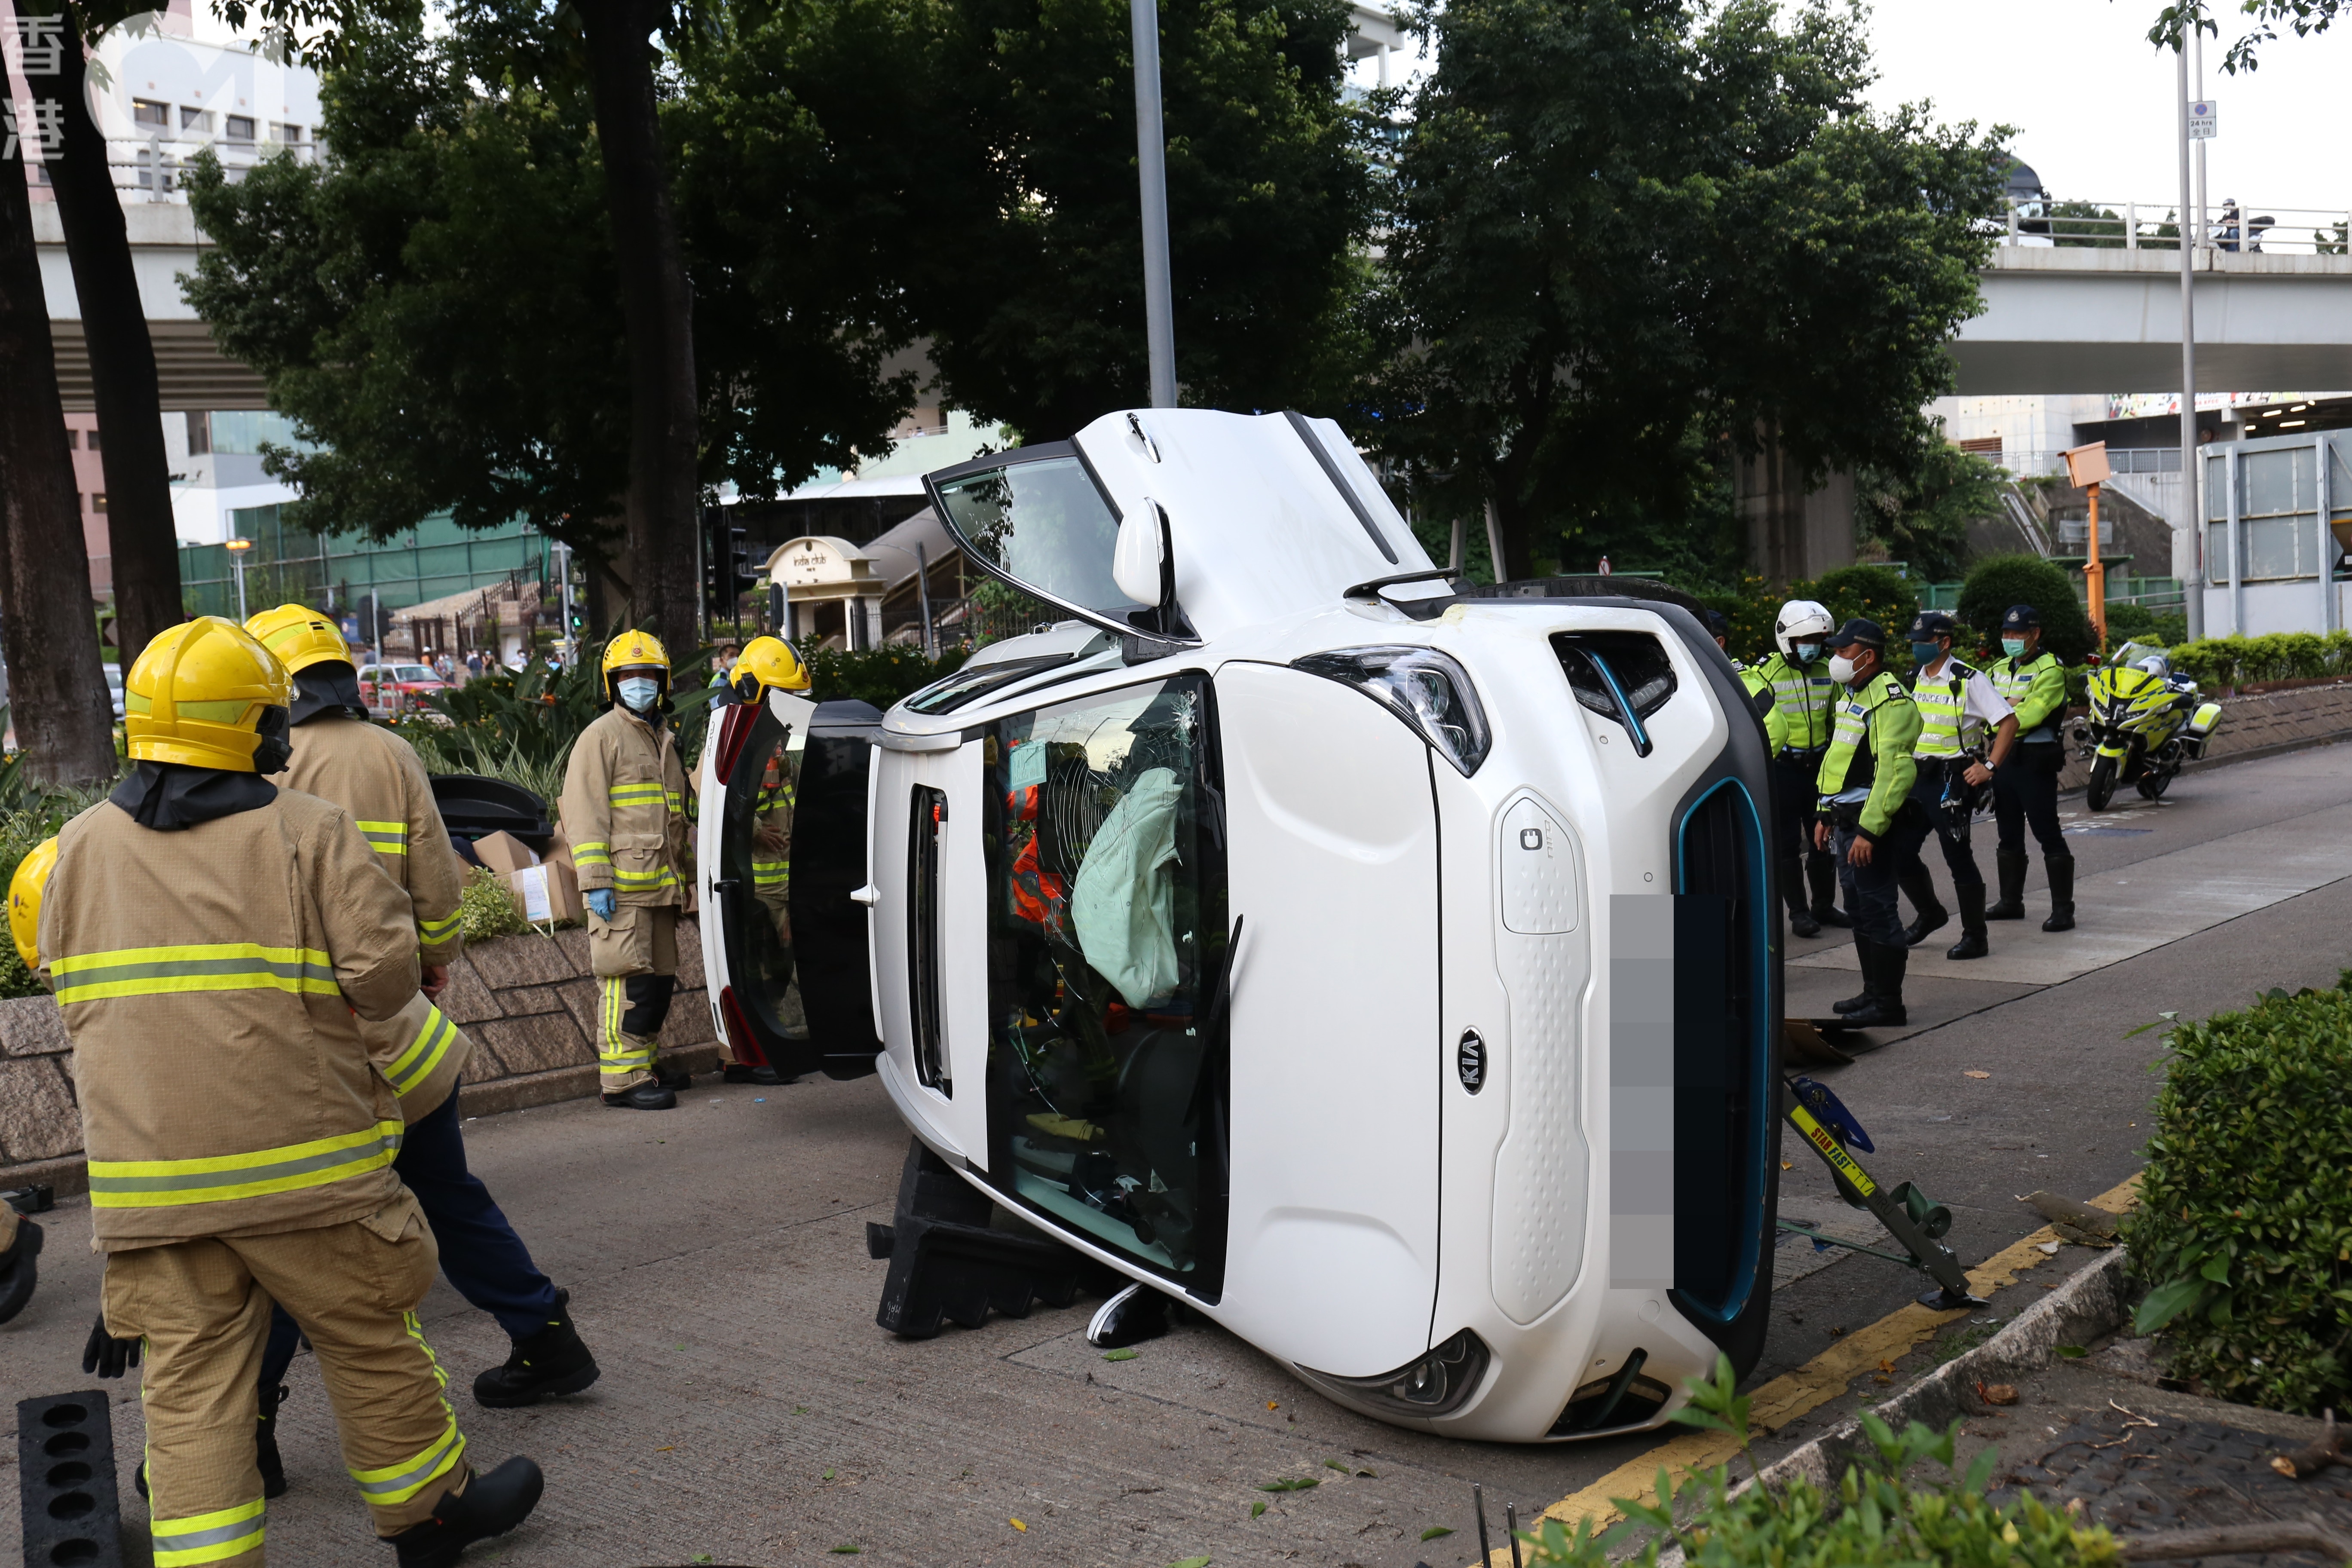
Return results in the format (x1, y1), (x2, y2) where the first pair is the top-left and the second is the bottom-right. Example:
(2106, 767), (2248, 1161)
(851, 883), (881, 906)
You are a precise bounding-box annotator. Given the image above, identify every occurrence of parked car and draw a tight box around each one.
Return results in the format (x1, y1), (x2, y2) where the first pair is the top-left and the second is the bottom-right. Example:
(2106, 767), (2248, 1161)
(358, 662), (452, 714)
(104, 662), (124, 721)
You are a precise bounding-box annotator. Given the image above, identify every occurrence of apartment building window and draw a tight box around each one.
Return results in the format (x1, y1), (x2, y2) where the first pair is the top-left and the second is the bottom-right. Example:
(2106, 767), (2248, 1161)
(272, 122), (306, 144)
(65, 429), (79, 449)
(181, 107), (214, 134)
(86, 428), (101, 452)
(92, 494), (109, 512)
(186, 412), (211, 455)
(225, 114), (255, 142)
(132, 99), (170, 129)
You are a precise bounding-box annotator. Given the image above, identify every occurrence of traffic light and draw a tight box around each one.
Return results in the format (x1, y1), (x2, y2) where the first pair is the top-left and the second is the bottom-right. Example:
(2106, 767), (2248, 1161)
(729, 529), (757, 600)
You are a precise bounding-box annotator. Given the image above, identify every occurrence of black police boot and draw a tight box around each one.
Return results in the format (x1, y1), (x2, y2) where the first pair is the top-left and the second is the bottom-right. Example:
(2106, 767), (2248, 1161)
(0, 1211), (42, 1325)
(1985, 849), (2029, 920)
(389, 1457), (545, 1568)
(602, 1083), (677, 1110)
(1782, 855), (1820, 939)
(1831, 936), (1877, 1013)
(473, 1290), (600, 1408)
(1806, 853), (1852, 928)
(2041, 853), (2077, 932)
(257, 1382), (289, 1499)
(1843, 941), (1908, 1028)
(1945, 883), (1989, 961)
(722, 1063), (784, 1085)
(1896, 860), (1948, 947)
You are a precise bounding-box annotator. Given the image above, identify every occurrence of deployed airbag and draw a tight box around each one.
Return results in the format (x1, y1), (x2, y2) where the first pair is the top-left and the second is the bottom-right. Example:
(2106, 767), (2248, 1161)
(1070, 766), (1183, 1008)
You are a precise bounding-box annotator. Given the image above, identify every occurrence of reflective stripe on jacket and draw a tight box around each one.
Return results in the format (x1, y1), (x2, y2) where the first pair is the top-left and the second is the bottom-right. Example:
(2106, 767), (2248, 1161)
(1991, 650), (2067, 738)
(560, 705), (693, 906)
(1814, 672), (1921, 839)
(1911, 658), (1975, 758)
(1751, 652), (1838, 752)
(40, 790), (421, 1249)
(285, 716), (468, 964)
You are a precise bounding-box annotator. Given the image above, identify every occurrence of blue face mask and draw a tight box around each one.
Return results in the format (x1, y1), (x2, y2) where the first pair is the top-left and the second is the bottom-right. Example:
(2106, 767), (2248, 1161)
(2001, 637), (2027, 658)
(1910, 640), (1943, 667)
(1793, 642), (1823, 663)
(617, 676), (662, 712)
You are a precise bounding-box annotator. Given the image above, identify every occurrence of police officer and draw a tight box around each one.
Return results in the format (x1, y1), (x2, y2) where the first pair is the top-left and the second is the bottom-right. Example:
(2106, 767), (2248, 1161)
(1895, 611), (2019, 962)
(36, 617), (542, 1566)
(562, 631), (695, 1109)
(246, 605), (600, 1424)
(1752, 600), (1847, 937)
(1811, 619), (1932, 1027)
(1985, 604), (2076, 931)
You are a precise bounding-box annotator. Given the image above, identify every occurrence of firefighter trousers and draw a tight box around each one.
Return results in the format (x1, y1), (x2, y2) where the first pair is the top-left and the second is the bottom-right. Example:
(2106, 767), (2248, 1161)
(102, 1190), (473, 1560)
(589, 903), (677, 1090)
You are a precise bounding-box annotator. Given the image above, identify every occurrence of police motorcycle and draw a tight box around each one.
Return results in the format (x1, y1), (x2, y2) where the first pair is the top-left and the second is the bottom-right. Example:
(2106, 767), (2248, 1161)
(2073, 642), (2223, 812)
(698, 409), (1784, 1442)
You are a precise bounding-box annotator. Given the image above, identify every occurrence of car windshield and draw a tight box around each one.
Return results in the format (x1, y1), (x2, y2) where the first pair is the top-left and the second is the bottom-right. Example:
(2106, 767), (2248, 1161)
(932, 455), (1145, 628)
(395, 665), (438, 682)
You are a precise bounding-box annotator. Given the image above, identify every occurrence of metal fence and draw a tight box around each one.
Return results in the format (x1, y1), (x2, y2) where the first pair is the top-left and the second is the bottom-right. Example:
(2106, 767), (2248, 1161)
(1996, 199), (2349, 256)
(179, 507), (553, 627)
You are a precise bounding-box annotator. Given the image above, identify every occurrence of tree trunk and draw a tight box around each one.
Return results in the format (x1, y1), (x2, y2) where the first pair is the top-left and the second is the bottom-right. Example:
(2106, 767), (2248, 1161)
(0, 130), (122, 784)
(578, 0), (700, 653)
(35, 4), (183, 665)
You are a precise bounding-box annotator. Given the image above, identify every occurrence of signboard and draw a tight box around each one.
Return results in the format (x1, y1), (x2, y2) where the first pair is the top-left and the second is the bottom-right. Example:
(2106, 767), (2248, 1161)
(2187, 100), (2217, 139)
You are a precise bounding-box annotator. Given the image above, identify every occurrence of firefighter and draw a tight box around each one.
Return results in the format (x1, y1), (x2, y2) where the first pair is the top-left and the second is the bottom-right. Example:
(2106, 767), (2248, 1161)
(561, 631), (695, 1109)
(0, 840), (53, 1325)
(36, 617), (542, 1566)
(247, 604), (600, 1422)
(1811, 619), (1931, 1028)
(1752, 599), (1847, 937)
(1984, 604), (2076, 931)
(719, 636), (813, 1085)
(1892, 611), (2019, 965)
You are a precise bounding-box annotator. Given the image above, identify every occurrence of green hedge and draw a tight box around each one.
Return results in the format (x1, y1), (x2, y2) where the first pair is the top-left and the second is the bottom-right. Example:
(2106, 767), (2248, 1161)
(789, 642), (971, 709)
(2164, 630), (2352, 690)
(2122, 975), (2352, 1416)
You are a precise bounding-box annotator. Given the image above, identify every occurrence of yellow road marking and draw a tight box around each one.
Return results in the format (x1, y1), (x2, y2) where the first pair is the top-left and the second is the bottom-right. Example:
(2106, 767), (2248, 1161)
(1480, 1173), (2143, 1565)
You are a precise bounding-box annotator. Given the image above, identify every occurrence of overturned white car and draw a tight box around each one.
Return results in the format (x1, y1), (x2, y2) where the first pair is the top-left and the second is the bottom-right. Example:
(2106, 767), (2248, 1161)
(698, 408), (1782, 1442)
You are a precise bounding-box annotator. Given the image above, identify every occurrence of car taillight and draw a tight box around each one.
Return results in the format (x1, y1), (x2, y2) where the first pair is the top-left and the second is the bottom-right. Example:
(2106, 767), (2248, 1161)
(718, 985), (769, 1068)
(714, 701), (754, 784)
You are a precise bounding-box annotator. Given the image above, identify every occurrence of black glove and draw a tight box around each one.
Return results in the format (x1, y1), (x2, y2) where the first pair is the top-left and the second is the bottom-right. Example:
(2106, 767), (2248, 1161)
(82, 1314), (142, 1378)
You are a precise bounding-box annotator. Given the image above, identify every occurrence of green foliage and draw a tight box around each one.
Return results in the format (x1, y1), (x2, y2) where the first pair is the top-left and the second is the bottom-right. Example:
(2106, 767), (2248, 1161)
(1957, 555), (2095, 665)
(1519, 1354), (2119, 1566)
(1369, 0), (2007, 576)
(791, 643), (971, 710)
(1700, 566), (1933, 675)
(0, 780), (115, 1000)
(2120, 976), (2352, 1416)
(1855, 435), (2008, 583)
(2165, 630), (2352, 690)
(457, 864), (531, 943)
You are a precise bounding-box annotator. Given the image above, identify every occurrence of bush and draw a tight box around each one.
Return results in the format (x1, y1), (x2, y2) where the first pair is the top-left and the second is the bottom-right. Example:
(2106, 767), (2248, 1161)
(456, 865), (530, 944)
(2122, 975), (2352, 1416)
(1701, 566), (1941, 676)
(1958, 554), (2095, 665)
(2166, 630), (2352, 691)
(790, 642), (971, 710)
(1520, 1356), (2119, 1566)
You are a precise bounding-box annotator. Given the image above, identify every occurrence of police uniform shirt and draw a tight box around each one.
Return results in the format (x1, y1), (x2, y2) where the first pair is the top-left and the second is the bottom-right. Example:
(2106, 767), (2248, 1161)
(1912, 655), (2012, 756)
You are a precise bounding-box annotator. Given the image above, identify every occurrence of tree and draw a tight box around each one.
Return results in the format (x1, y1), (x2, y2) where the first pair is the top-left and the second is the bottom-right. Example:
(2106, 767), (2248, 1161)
(2149, 0), (2344, 70)
(1854, 432), (2007, 582)
(24, 2), (184, 665)
(0, 118), (119, 784)
(1369, 0), (2007, 582)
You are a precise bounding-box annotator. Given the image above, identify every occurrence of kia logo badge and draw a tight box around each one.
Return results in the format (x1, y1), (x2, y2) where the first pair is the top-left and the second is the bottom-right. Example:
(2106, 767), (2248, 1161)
(1457, 1029), (1486, 1093)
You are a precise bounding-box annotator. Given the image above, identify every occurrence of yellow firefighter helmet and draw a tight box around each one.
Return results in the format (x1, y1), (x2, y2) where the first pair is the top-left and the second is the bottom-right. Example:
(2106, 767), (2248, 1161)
(598, 629), (671, 704)
(729, 636), (811, 701)
(125, 618), (294, 772)
(245, 602), (353, 674)
(9, 836), (57, 971)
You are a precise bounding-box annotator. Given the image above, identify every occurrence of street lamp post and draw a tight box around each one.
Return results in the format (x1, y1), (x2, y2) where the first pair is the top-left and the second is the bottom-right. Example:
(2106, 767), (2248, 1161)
(551, 539), (576, 669)
(224, 537), (253, 623)
(1130, 0), (1177, 408)
(2177, 40), (2206, 641)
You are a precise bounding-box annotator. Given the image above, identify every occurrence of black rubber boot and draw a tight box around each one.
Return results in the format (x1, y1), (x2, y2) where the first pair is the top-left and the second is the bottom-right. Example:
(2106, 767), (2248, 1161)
(1782, 857), (1820, 938)
(723, 1063), (783, 1085)
(257, 1382), (288, 1499)
(1844, 941), (1908, 1027)
(389, 1457), (545, 1568)
(2041, 853), (2077, 932)
(1806, 853), (1852, 928)
(1945, 882), (1989, 961)
(654, 1064), (692, 1092)
(602, 1083), (677, 1110)
(0, 1212), (41, 1325)
(1897, 860), (1948, 947)
(1831, 936), (1877, 1014)
(473, 1290), (600, 1409)
(1985, 849), (2029, 921)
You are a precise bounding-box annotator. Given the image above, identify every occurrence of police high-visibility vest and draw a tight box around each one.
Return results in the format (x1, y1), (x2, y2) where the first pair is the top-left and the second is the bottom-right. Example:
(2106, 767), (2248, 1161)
(1911, 658), (1978, 758)
(1752, 651), (1838, 751)
(1814, 672), (1921, 838)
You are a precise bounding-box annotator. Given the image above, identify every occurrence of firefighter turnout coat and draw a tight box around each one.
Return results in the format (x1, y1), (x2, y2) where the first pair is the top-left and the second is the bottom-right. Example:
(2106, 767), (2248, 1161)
(40, 791), (424, 1250)
(560, 705), (693, 909)
(286, 713), (475, 1118)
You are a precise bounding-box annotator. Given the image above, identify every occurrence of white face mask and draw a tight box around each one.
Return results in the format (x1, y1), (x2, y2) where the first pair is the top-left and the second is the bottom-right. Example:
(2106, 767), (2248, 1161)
(1828, 654), (1859, 685)
(617, 677), (661, 712)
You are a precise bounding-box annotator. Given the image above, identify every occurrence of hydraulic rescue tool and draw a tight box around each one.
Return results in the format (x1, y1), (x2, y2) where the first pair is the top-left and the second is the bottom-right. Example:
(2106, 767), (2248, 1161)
(1780, 1075), (1984, 1310)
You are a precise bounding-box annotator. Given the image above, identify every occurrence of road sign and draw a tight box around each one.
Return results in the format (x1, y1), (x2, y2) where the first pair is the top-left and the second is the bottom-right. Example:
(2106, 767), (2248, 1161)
(2188, 100), (2217, 139)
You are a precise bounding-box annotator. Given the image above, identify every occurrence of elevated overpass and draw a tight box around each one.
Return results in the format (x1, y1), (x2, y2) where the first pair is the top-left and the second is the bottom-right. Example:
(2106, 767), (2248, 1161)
(34, 196), (268, 412)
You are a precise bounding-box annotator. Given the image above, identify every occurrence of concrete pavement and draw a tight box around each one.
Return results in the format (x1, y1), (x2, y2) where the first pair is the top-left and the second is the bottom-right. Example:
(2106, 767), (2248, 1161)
(3, 740), (2348, 1567)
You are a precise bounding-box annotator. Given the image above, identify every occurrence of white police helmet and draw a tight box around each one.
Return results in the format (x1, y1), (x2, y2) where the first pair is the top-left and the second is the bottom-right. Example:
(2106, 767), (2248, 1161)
(1774, 600), (1835, 658)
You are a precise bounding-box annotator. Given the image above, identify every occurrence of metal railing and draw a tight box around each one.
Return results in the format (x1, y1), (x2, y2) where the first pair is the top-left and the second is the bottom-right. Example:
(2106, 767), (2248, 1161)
(90, 132), (318, 200)
(1996, 198), (2349, 256)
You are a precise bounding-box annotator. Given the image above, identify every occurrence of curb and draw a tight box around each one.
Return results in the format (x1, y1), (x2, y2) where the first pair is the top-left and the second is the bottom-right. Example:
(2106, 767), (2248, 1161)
(1744, 1246), (2131, 1498)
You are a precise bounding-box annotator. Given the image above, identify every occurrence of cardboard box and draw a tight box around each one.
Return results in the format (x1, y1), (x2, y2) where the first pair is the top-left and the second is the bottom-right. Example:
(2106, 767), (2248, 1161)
(506, 861), (583, 925)
(472, 830), (539, 877)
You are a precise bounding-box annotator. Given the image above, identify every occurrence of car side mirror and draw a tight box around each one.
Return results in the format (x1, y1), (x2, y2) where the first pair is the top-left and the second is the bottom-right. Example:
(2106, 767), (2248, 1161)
(1113, 499), (1177, 629)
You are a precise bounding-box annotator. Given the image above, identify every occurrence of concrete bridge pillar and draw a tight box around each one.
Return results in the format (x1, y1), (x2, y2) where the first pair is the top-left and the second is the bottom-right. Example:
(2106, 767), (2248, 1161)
(1738, 438), (1855, 586)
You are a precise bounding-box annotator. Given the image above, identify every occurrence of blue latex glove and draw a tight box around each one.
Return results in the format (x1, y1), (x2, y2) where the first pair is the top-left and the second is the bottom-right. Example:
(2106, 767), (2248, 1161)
(587, 888), (616, 922)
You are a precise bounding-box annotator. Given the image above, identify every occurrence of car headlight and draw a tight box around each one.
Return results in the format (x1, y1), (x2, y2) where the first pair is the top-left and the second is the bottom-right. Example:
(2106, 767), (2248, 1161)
(1294, 1329), (1491, 1419)
(1292, 646), (1491, 776)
